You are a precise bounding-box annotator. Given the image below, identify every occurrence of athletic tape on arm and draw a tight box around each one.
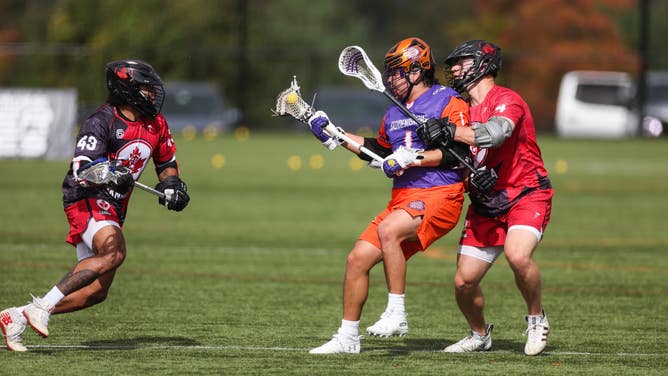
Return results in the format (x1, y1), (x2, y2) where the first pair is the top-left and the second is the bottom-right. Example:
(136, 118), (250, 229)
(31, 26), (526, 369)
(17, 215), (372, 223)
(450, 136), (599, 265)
(472, 116), (513, 148)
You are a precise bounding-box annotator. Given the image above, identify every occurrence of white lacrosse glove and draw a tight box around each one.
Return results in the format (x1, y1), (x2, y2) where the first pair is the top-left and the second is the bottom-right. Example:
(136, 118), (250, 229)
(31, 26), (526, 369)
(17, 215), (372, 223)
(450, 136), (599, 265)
(72, 156), (94, 187)
(367, 159), (382, 169)
(308, 111), (339, 151)
(382, 146), (423, 178)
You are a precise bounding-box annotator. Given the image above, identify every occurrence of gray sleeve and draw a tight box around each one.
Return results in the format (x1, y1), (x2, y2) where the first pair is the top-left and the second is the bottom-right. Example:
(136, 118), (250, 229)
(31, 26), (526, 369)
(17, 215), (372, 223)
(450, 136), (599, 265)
(472, 116), (514, 148)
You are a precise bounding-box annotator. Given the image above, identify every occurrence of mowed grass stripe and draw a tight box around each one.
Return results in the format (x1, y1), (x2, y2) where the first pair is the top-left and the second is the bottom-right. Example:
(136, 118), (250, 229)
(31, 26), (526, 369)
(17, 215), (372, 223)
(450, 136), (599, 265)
(22, 344), (668, 358)
(1, 243), (666, 276)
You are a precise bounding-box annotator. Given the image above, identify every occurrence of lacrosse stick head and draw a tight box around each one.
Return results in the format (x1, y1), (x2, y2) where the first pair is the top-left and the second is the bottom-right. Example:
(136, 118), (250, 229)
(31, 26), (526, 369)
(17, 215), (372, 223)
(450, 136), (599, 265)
(273, 76), (315, 123)
(338, 46), (386, 92)
(76, 158), (117, 185)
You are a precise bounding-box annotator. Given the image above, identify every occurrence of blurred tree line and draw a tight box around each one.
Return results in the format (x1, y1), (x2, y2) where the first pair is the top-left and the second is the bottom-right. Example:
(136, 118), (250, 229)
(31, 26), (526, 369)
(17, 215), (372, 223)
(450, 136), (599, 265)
(0, 0), (665, 131)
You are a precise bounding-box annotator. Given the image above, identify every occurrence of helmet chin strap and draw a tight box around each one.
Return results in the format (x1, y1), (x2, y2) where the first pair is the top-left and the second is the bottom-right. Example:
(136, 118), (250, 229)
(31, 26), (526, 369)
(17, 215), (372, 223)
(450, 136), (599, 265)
(400, 83), (414, 103)
(399, 69), (425, 103)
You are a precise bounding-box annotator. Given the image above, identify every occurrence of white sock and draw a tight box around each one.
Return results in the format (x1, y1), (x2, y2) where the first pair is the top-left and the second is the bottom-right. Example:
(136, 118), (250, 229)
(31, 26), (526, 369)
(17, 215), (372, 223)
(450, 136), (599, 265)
(41, 286), (65, 309)
(386, 293), (405, 314)
(337, 319), (360, 338)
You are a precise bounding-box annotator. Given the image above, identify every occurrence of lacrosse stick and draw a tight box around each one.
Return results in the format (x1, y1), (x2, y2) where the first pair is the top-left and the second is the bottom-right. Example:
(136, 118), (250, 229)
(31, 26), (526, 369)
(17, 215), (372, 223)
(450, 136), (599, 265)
(272, 76), (384, 163)
(77, 158), (165, 198)
(338, 46), (476, 173)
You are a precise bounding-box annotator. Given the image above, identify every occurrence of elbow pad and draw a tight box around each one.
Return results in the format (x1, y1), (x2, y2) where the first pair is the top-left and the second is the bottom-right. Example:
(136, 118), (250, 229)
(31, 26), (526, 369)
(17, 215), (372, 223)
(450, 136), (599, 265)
(472, 116), (513, 148)
(358, 138), (392, 162)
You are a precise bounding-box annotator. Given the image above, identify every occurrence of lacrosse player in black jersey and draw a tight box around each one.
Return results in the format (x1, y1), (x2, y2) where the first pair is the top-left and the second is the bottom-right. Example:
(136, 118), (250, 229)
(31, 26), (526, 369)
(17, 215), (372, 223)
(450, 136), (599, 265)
(1, 59), (189, 352)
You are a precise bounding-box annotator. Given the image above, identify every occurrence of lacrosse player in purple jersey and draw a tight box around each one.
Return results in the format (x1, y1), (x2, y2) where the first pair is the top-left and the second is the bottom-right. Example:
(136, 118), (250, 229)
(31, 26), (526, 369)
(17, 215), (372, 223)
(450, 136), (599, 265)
(0, 59), (189, 352)
(308, 37), (472, 354)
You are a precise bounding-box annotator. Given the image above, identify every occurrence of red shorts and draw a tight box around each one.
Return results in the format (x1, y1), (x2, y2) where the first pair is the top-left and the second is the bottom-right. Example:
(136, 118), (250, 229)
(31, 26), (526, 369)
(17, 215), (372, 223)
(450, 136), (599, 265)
(460, 188), (553, 248)
(64, 198), (122, 246)
(359, 183), (464, 260)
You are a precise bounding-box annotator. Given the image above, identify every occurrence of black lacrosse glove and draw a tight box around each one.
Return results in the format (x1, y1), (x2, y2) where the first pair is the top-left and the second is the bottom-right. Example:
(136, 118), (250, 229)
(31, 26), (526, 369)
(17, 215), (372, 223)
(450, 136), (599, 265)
(416, 118), (457, 149)
(109, 163), (134, 194)
(469, 167), (497, 194)
(155, 176), (190, 211)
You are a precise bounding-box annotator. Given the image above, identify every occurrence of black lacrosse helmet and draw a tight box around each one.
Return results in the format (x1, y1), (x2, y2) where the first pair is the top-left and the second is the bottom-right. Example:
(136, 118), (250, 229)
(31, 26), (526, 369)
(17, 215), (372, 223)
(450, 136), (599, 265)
(106, 59), (165, 119)
(444, 40), (502, 93)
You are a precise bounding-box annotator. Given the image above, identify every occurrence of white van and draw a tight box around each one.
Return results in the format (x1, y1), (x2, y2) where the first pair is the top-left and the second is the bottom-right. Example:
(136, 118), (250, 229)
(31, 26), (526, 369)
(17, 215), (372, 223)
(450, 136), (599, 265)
(555, 70), (637, 138)
(646, 71), (668, 133)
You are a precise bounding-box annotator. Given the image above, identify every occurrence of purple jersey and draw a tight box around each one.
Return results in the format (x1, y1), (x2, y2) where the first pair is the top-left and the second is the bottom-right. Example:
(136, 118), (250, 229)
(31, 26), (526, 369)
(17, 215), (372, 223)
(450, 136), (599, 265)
(378, 85), (467, 188)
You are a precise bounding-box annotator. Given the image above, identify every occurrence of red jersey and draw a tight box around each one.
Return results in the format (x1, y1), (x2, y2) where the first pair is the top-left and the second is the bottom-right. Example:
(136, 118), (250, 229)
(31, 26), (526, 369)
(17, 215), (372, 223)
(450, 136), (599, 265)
(469, 85), (552, 217)
(61, 104), (178, 221)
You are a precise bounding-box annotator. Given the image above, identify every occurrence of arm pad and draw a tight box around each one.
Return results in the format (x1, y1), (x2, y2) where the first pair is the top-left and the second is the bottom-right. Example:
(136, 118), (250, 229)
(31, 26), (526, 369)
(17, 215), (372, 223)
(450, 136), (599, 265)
(357, 138), (392, 162)
(155, 158), (178, 175)
(473, 116), (513, 148)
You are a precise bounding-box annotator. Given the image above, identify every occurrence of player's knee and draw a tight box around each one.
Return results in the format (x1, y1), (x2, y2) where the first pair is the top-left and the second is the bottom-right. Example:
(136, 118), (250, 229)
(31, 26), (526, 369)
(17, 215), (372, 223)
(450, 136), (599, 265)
(376, 222), (395, 244)
(453, 274), (477, 292)
(345, 250), (376, 275)
(99, 248), (126, 270)
(346, 251), (365, 272)
(505, 251), (532, 271)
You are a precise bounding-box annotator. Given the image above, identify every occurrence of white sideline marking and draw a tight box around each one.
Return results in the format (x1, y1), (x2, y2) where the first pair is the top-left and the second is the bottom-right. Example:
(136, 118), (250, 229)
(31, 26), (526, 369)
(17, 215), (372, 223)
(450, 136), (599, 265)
(28, 344), (303, 351)
(22, 344), (668, 357)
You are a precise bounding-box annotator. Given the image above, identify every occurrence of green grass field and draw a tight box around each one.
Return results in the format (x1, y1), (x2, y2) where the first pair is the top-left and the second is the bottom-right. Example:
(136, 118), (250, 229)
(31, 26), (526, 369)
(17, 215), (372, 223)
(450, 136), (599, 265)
(1, 132), (667, 375)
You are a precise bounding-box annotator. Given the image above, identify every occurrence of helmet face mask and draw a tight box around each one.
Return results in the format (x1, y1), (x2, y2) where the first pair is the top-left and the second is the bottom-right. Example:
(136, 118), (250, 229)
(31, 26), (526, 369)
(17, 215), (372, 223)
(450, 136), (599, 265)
(445, 40), (502, 93)
(106, 59), (165, 119)
(448, 57), (476, 91)
(383, 37), (435, 102)
(384, 68), (412, 102)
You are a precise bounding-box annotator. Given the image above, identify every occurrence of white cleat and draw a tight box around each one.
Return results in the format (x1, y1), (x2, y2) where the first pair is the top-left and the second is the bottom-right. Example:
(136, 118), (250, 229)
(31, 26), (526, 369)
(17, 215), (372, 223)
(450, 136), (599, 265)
(309, 334), (361, 354)
(366, 311), (408, 337)
(0, 307), (28, 352)
(23, 295), (52, 338)
(524, 310), (550, 356)
(443, 323), (493, 353)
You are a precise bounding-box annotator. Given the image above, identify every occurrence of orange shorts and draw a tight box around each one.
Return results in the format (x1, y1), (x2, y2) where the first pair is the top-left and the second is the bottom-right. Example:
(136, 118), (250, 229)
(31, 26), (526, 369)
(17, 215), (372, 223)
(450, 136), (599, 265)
(359, 183), (464, 260)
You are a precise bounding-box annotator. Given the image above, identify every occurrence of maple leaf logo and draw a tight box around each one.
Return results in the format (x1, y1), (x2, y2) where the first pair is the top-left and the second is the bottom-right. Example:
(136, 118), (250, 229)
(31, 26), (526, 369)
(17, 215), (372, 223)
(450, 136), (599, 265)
(482, 43), (495, 55)
(126, 146), (146, 174)
(115, 140), (152, 178)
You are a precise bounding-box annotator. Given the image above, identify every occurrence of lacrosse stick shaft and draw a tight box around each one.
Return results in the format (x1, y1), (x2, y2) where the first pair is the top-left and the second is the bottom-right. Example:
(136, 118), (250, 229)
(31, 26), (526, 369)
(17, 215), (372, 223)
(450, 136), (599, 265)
(323, 123), (384, 163)
(134, 181), (165, 198)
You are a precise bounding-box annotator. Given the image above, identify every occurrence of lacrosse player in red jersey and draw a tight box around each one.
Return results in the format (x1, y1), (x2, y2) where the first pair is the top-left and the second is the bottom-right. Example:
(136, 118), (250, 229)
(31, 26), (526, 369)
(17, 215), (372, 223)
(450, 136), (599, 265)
(0, 59), (189, 352)
(308, 37), (471, 354)
(417, 40), (553, 355)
